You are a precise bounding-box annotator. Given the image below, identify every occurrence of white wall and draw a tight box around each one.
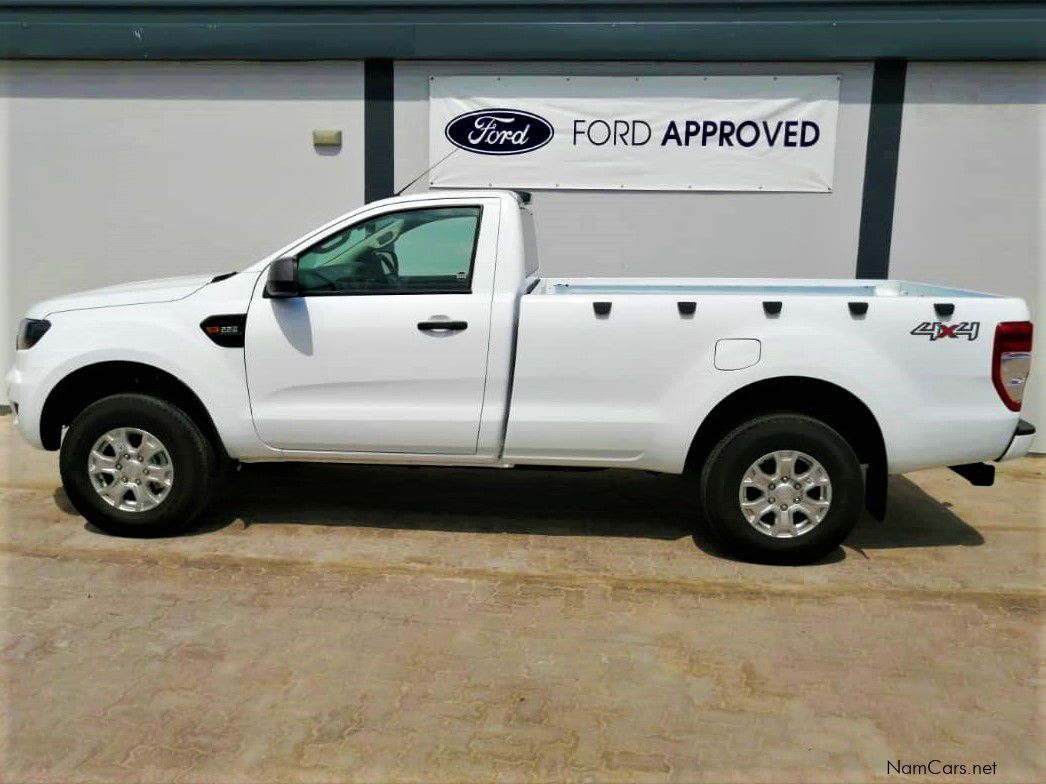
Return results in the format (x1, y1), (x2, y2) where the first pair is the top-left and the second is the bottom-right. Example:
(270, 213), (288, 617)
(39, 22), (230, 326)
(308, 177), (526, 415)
(0, 61), (366, 387)
(395, 61), (873, 278)
(0, 84), (9, 401)
(3, 58), (1041, 452)
(890, 62), (1045, 447)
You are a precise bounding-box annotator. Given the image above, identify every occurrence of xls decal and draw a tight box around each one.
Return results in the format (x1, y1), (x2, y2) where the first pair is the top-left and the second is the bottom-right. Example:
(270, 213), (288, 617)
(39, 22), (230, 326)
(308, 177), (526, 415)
(910, 321), (980, 342)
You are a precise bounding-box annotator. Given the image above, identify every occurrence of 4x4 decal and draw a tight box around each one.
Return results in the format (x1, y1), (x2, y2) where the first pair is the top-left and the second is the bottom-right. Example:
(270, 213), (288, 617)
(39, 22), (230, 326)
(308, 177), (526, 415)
(910, 321), (980, 341)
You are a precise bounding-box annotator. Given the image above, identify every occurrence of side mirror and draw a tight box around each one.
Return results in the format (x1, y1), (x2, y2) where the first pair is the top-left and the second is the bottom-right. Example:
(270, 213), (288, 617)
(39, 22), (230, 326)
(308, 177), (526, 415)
(264, 256), (300, 299)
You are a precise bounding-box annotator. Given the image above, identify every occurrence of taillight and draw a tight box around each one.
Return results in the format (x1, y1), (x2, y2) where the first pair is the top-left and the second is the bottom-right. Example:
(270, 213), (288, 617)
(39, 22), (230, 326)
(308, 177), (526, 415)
(992, 321), (1033, 411)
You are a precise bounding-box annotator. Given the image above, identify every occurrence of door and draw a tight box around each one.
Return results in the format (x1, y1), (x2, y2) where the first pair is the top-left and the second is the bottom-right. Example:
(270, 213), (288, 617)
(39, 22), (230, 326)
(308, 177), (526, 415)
(245, 200), (498, 454)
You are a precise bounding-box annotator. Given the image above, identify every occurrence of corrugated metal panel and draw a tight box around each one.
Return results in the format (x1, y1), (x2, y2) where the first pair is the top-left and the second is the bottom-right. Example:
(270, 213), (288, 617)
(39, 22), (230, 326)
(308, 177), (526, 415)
(0, 1), (1043, 60)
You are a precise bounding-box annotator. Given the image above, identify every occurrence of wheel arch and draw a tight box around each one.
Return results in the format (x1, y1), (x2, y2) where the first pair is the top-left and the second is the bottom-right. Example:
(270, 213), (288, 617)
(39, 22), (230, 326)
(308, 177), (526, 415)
(39, 361), (226, 458)
(684, 376), (889, 520)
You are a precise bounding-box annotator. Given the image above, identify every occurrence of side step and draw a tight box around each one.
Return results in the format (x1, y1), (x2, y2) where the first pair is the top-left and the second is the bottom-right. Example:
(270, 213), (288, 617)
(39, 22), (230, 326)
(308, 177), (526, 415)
(948, 462), (996, 487)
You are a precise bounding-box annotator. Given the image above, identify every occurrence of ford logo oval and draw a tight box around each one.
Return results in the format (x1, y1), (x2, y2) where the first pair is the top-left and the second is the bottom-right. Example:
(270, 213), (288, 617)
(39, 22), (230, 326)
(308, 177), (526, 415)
(445, 108), (554, 155)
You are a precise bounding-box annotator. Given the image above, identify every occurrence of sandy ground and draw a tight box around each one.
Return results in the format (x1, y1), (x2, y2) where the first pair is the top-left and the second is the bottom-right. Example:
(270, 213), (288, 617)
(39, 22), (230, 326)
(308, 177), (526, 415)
(0, 414), (1042, 783)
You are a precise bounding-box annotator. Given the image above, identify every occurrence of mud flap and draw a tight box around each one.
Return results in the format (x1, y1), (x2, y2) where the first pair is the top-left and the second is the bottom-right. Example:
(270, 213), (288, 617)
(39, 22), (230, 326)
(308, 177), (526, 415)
(864, 461), (888, 521)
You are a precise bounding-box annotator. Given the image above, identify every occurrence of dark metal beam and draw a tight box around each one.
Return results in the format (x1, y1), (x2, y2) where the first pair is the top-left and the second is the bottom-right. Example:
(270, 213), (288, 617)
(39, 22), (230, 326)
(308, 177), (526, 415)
(856, 59), (906, 280)
(364, 59), (395, 204)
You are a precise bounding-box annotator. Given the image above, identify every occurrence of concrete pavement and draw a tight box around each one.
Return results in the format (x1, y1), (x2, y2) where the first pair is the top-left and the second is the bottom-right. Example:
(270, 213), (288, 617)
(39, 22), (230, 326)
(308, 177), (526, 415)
(0, 415), (1042, 783)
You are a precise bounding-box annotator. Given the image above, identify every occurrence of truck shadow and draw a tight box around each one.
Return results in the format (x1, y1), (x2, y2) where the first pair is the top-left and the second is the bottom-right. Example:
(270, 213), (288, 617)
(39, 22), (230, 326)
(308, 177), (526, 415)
(163, 462), (984, 563)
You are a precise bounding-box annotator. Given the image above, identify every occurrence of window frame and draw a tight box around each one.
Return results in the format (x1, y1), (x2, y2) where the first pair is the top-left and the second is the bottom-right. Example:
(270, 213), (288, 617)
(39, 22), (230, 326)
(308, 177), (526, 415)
(293, 204), (485, 297)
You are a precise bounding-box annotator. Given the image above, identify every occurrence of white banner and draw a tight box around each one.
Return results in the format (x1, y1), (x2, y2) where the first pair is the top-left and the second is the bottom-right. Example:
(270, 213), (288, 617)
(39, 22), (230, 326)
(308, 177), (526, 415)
(429, 75), (841, 192)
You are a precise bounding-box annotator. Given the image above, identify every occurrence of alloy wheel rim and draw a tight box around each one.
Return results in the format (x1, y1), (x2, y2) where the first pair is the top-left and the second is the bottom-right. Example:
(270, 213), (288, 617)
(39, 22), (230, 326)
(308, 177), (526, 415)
(738, 450), (832, 538)
(87, 427), (174, 513)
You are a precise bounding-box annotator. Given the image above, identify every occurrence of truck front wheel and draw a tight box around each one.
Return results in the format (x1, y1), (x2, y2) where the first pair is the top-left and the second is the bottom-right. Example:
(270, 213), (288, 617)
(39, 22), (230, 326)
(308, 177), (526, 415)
(59, 393), (216, 537)
(698, 414), (863, 564)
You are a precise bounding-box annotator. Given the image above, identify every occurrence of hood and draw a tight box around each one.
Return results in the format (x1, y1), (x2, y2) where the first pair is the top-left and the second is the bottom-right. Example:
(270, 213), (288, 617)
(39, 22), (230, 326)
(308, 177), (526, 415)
(29, 274), (216, 318)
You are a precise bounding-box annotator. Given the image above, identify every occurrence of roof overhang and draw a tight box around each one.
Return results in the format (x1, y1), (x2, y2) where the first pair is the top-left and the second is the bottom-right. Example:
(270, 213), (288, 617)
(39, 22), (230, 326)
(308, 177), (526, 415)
(1, 1), (1043, 61)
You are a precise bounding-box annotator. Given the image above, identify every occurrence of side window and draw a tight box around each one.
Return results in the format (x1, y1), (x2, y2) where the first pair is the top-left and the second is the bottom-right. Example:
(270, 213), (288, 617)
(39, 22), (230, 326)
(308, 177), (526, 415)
(297, 206), (481, 294)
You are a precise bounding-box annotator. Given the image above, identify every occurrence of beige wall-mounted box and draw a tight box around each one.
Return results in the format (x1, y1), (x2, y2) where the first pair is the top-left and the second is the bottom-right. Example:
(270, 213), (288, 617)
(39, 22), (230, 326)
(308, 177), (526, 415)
(312, 129), (342, 147)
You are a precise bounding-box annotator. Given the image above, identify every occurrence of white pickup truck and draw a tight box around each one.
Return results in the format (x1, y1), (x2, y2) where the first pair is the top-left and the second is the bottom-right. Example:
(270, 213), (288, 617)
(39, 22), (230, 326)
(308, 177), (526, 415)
(6, 190), (1036, 563)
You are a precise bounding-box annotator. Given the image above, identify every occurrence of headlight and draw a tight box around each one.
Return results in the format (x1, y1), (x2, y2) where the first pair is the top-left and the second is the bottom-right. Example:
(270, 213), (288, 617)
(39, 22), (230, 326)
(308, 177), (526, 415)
(16, 318), (51, 350)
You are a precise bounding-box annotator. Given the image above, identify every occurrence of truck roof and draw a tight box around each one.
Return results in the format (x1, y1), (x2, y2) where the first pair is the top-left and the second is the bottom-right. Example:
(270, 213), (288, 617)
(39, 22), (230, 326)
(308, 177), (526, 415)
(366, 189), (525, 208)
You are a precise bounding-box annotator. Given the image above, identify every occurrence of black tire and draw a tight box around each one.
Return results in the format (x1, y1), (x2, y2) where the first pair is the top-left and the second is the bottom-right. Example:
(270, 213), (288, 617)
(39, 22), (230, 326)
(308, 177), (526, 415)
(698, 414), (863, 564)
(59, 393), (217, 537)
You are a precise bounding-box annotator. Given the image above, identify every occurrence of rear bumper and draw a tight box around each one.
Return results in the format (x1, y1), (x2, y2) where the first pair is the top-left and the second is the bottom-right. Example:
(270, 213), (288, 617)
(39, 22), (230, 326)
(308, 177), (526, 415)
(997, 419), (1036, 462)
(950, 419), (1036, 487)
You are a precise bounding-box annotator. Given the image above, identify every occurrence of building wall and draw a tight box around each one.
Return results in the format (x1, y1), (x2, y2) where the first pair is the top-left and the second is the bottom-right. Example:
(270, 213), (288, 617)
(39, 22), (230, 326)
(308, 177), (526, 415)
(395, 61), (874, 279)
(0, 60), (367, 380)
(890, 62), (1044, 443)
(1, 58), (1041, 452)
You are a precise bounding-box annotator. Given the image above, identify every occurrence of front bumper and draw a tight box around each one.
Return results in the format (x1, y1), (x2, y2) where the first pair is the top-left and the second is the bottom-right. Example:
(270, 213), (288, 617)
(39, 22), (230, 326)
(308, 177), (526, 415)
(5, 364), (47, 450)
(5, 366), (22, 421)
(997, 419), (1036, 462)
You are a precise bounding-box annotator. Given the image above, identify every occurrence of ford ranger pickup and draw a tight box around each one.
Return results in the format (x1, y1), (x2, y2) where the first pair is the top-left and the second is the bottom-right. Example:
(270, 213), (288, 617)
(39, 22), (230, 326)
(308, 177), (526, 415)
(6, 190), (1036, 562)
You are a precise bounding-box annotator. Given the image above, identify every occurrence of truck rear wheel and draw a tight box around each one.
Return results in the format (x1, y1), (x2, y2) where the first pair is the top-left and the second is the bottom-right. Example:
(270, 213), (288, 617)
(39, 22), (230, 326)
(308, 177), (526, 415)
(59, 393), (216, 537)
(698, 414), (863, 564)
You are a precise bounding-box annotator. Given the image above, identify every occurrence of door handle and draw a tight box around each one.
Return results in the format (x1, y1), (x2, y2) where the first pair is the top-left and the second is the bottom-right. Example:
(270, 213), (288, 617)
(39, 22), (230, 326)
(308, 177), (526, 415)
(417, 320), (468, 332)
